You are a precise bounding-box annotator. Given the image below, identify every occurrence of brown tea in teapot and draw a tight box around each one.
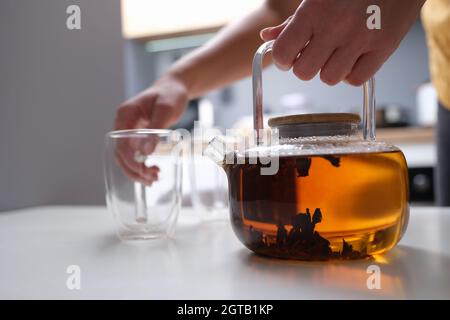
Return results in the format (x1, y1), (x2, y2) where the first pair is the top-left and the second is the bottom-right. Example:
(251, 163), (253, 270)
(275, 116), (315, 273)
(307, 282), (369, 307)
(226, 149), (409, 260)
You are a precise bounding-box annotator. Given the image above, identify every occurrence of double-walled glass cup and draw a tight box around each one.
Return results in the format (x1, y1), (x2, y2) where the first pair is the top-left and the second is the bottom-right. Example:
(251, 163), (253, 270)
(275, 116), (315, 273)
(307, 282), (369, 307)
(190, 135), (229, 221)
(104, 129), (182, 241)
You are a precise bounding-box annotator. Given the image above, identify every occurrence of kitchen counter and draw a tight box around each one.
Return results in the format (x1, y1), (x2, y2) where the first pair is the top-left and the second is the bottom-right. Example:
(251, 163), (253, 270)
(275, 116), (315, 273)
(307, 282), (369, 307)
(0, 206), (449, 299)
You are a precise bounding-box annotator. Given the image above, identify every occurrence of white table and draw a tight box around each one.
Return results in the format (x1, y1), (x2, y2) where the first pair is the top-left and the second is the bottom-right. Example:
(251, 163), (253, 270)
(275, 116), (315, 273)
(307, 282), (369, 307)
(0, 206), (449, 299)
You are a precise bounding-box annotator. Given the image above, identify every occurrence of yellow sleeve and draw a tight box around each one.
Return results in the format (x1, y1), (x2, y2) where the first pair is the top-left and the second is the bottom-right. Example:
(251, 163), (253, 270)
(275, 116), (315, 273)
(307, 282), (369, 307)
(421, 0), (450, 109)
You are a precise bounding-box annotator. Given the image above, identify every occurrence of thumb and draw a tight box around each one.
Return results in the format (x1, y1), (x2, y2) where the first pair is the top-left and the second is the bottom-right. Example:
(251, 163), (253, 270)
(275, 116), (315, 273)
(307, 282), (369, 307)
(260, 16), (293, 41)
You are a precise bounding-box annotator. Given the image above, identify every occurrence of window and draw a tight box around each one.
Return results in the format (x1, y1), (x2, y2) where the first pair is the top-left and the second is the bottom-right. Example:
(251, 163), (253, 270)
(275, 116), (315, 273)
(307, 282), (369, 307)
(121, 0), (263, 40)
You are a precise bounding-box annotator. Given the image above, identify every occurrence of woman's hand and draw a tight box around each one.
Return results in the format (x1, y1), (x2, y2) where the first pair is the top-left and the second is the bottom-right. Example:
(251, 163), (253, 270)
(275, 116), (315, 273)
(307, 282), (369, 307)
(115, 74), (188, 131)
(114, 74), (188, 185)
(260, 0), (425, 86)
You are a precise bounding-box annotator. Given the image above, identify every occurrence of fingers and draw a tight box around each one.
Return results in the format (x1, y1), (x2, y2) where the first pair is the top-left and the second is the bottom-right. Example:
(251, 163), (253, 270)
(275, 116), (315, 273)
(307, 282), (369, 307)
(260, 16), (292, 41)
(126, 134), (159, 156)
(292, 37), (335, 81)
(113, 77), (188, 186)
(320, 47), (360, 86)
(115, 94), (156, 131)
(116, 154), (156, 186)
(115, 104), (147, 131)
(140, 136), (160, 155)
(114, 95), (162, 185)
(115, 142), (160, 186)
(258, 0), (392, 87)
(345, 51), (387, 86)
(271, 11), (313, 70)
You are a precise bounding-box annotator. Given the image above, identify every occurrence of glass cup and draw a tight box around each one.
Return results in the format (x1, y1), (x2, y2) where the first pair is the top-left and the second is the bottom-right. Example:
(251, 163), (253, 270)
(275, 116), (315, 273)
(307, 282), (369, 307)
(189, 126), (229, 221)
(190, 141), (229, 221)
(104, 129), (182, 241)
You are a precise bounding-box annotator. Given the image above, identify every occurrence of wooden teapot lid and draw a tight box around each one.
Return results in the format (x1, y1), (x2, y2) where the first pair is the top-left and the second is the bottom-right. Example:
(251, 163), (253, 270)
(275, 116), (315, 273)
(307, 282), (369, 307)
(268, 113), (361, 128)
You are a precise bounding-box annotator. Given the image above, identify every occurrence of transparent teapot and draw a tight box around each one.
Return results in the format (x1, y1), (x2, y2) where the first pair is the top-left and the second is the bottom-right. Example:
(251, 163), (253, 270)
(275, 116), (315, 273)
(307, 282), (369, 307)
(205, 41), (409, 260)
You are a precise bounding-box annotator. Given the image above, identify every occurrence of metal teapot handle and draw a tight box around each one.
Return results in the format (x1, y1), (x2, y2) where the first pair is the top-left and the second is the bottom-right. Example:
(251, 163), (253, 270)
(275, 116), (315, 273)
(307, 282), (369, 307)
(252, 40), (376, 142)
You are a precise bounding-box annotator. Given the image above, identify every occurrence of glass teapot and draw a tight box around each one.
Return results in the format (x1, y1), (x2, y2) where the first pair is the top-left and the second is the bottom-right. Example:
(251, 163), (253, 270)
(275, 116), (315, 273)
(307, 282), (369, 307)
(205, 41), (409, 260)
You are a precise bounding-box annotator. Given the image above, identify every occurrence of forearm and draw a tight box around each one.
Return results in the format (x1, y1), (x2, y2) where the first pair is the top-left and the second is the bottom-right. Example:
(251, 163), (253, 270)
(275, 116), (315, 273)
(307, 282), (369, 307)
(165, 1), (300, 99)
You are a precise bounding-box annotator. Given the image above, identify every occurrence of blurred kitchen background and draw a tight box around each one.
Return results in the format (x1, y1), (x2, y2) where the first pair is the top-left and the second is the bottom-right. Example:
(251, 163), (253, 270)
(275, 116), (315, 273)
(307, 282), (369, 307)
(0, 0), (438, 211)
